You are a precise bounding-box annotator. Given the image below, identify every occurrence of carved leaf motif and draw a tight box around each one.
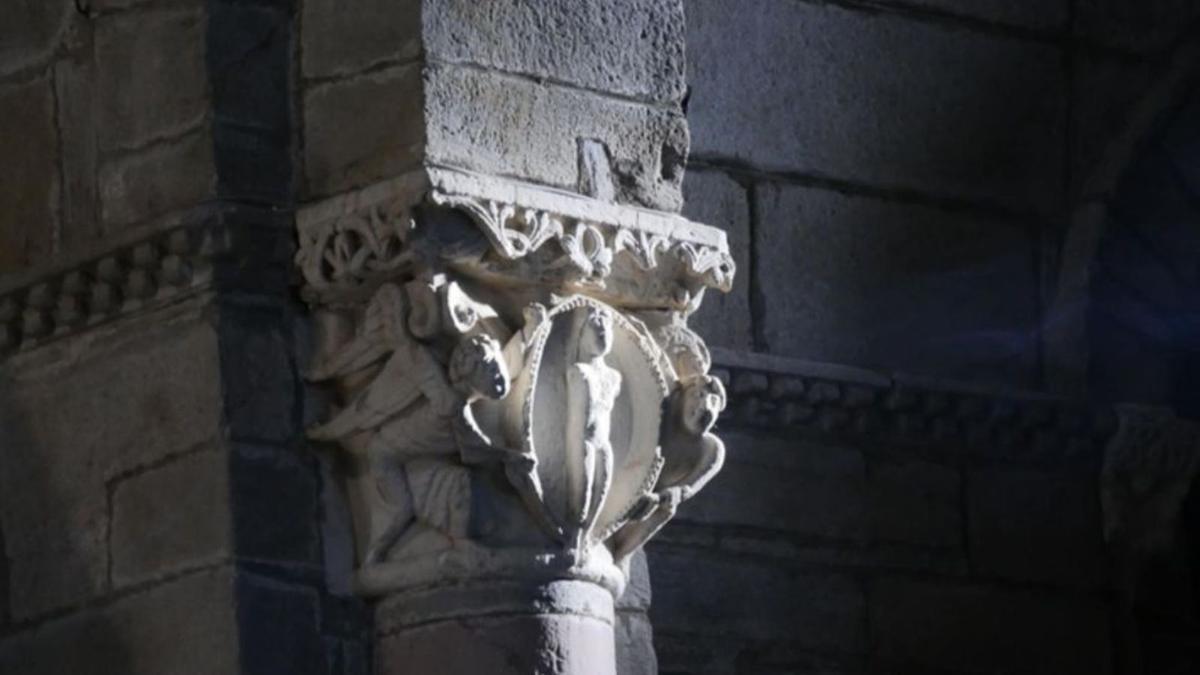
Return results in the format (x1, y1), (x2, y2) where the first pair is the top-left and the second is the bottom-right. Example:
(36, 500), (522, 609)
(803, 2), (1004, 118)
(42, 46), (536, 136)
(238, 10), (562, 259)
(559, 224), (613, 279)
(614, 229), (670, 271)
(674, 242), (736, 292)
(297, 201), (412, 291)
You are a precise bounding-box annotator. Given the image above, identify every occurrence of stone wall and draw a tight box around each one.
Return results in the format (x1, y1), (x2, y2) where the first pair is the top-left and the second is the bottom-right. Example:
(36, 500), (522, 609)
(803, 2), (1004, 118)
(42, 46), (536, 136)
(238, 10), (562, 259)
(653, 1), (1200, 674)
(648, 351), (1116, 674)
(0, 1), (215, 276)
(1, 1), (1197, 674)
(683, 0), (1200, 390)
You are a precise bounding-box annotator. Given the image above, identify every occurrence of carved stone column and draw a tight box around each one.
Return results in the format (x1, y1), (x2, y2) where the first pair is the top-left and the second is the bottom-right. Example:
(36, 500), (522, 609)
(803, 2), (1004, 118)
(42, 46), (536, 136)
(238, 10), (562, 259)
(298, 167), (733, 675)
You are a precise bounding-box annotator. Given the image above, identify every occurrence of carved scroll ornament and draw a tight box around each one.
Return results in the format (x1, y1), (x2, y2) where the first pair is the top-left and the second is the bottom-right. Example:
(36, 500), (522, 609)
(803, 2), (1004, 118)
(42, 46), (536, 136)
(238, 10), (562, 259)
(299, 169), (733, 597)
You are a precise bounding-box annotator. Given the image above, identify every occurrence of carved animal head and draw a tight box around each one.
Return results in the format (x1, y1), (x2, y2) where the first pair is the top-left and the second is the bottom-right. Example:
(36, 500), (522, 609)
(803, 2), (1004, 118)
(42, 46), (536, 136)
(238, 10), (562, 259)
(680, 375), (726, 435)
(449, 334), (511, 400)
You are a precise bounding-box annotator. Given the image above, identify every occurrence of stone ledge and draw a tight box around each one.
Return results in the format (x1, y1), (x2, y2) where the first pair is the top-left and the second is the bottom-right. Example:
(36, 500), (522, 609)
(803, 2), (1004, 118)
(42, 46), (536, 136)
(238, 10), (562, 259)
(295, 166), (734, 308)
(710, 347), (1117, 462)
(0, 204), (293, 359)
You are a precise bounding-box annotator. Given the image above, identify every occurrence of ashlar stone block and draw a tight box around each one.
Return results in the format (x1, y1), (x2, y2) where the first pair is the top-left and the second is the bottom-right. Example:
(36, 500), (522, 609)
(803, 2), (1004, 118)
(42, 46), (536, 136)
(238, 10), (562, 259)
(754, 183), (1041, 387)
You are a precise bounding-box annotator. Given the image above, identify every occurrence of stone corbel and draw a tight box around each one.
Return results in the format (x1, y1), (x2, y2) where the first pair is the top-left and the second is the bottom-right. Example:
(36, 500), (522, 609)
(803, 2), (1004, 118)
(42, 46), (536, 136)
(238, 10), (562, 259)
(297, 167), (734, 600)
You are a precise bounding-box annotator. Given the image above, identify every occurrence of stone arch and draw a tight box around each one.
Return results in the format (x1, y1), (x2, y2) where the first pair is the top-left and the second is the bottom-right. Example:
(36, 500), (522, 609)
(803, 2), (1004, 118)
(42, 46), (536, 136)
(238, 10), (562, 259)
(1044, 41), (1200, 403)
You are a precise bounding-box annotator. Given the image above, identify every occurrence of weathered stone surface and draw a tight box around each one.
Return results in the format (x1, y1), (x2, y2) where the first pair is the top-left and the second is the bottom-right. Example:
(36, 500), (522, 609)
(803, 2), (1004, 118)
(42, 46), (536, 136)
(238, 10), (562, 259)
(907, 0), (1069, 29)
(98, 130), (215, 227)
(55, 53), (101, 254)
(678, 431), (868, 541)
(218, 302), (298, 445)
(683, 170), (752, 350)
(377, 612), (616, 675)
(423, 0), (685, 103)
(302, 0), (421, 79)
(614, 610), (656, 675)
(648, 547), (865, 652)
(967, 467), (1104, 587)
(111, 448), (231, 588)
(95, 9), (208, 153)
(615, 549), (652, 612)
(0, 568), (238, 675)
(678, 431), (962, 554)
(230, 444), (321, 567)
(209, 2), (294, 205)
(687, 0), (1066, 213)
(755, 184), (1040, 387)
(869, 457), (962, 551)
(235, 572), (326, 675)
(303, 63), (425, 198)
(1076, 0), (1200, 52)
(871, 579), (1113, 674)
(0, 1), (70, 78)
(0, 310), (222, 618)
(0, 77), (57, 276)
(425, 63), (688, 212)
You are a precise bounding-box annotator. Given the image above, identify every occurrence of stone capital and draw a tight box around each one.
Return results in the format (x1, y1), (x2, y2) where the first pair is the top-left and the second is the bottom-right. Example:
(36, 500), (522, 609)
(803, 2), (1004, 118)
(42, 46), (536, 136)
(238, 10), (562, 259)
(298, 167), (734, 600)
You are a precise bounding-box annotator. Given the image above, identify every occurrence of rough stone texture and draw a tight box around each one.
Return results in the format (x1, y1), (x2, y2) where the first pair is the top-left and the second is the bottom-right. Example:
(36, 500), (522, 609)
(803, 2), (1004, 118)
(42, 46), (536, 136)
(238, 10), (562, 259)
(422, 0), (686, 103)
(302, 0), (422, 79)
(0, 309), (222, 618)
(55, 51), (101, 253)
(0, 567), (238, 675)
(682, 170), (753, 350)
(209, 2), (294, 205)
(648, 547), (865, 653)
(0, 77), (57, 275)
(615, 611), (656, 675)
(377, 613), (617, 675)
(677, 431), (961, 553)
(98, 130), (216, 228)
(303, 63), (425, 198)
(94, 9), (209, 153)
(755, 184), (1041, 387)
(0, 1), (70, 78)
(424, 63), (688, 212)
(966, 467), (1105, 587)
(235, 572), (326, 675)
(905, 0), (1069, 29)
(687, 0), (1066, 213)
(870, 578), (1113, 674)
(110, 448), (231, 588)
(230, 444), (322, 567)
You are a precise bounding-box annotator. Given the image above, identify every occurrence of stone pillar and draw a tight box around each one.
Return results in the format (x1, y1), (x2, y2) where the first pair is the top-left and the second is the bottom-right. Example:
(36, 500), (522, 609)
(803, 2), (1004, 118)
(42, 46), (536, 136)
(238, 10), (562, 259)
(294, 2), (729, 673)
(298, 168), (733, 674)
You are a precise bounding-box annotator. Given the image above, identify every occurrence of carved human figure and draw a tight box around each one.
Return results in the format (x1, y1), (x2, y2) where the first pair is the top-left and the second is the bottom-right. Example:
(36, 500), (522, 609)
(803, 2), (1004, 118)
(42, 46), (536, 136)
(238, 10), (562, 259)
(563, 305), (622, 553)
(307, 283), (511, 563)
(611, 374), (726, 562)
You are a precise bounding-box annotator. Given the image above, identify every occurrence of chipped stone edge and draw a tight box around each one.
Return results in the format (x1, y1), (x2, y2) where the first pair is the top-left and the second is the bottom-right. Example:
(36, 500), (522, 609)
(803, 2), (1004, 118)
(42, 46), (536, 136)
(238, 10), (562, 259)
(709, 347), (1118, 460)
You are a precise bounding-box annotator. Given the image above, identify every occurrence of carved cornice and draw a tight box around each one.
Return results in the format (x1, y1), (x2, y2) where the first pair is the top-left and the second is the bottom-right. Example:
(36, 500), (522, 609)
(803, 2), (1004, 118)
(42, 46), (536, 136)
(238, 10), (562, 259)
(295, 167), (735, 309)
(710, 348), (1116, 461)
(0, 207), (290, 359)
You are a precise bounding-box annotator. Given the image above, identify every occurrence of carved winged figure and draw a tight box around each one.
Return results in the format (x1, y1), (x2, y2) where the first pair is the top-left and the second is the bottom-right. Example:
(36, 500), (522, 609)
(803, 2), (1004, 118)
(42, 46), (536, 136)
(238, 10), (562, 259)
(610, 374), (726, 563)
(307, 282), (511, 563)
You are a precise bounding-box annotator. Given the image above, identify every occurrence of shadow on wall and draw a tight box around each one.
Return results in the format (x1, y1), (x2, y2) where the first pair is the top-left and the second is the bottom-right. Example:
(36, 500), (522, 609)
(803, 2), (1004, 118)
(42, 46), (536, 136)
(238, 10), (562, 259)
(0, 369), (132, 671)
(1089, 81), (1200, 417)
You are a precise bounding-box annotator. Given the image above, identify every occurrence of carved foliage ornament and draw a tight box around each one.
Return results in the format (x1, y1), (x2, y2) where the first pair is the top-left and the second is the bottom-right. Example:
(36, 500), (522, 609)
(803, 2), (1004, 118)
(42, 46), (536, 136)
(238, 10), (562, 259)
(301, 173), (732, 596)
